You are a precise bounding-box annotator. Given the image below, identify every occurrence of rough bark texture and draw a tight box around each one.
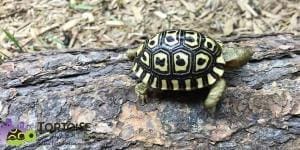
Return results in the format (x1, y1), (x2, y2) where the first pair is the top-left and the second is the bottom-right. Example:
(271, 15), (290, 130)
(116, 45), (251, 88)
(0, 34), (299, 149)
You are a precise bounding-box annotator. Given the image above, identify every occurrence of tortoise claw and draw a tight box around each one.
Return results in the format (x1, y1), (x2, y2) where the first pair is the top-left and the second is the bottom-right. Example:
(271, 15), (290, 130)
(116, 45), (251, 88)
(135, 82), (149, 105)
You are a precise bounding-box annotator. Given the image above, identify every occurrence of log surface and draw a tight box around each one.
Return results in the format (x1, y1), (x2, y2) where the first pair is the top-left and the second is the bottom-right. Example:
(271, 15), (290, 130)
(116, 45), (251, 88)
(0, 34), (299, 149)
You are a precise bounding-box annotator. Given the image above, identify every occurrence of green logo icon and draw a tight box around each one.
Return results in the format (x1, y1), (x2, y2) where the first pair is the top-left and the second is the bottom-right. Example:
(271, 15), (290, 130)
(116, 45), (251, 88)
(0, 118), (37, 147)
(6, 129), (37, 147)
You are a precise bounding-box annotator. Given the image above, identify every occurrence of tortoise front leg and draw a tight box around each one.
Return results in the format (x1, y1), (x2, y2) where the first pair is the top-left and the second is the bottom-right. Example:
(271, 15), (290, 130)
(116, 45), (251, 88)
(135, 82), (149, 104)
(204, 78), (226, 113)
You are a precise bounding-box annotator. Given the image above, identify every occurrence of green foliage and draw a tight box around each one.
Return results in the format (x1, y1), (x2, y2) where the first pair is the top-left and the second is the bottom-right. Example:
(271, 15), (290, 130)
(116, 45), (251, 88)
(2, 29), (23, 52)
(46, 34), (65, 48)
(69, 0), (93, 11)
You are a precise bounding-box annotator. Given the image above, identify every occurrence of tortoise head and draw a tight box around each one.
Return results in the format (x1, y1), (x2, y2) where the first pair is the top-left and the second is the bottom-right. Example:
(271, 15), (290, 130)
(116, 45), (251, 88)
(221, 43), (254, 70)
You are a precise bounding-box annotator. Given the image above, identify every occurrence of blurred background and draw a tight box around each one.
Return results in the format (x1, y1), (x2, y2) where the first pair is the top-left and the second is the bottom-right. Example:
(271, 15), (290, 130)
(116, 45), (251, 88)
(0, 0), (299, 62)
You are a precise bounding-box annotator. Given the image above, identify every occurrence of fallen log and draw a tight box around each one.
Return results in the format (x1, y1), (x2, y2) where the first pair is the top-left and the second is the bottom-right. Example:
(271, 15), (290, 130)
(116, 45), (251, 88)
(0, 33), (299, 149)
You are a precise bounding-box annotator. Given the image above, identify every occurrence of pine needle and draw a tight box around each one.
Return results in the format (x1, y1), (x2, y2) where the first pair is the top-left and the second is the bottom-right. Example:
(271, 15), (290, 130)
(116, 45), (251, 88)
(2, 29), (23, 52)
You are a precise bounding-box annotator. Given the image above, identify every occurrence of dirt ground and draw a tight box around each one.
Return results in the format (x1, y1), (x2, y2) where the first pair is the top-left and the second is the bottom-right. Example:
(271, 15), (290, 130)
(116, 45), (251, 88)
(0, 0), (299, 59)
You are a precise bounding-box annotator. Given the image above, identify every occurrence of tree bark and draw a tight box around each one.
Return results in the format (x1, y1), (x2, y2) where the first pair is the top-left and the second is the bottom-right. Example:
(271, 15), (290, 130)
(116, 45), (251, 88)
(0, 33), (299, 149)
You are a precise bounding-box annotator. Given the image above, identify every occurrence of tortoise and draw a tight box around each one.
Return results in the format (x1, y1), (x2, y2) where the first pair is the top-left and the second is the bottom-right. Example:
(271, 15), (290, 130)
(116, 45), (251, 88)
(126, 29), (253, 112)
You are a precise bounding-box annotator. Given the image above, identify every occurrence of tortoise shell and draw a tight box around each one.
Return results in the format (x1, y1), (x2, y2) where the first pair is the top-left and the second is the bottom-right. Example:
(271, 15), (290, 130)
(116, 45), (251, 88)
(132, 29), (225, 90)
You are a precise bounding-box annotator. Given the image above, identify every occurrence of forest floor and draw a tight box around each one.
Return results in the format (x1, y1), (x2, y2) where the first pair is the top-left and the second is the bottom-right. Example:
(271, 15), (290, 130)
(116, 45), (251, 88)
(0, 0), (299, 59)
(0, 1), (300, 149)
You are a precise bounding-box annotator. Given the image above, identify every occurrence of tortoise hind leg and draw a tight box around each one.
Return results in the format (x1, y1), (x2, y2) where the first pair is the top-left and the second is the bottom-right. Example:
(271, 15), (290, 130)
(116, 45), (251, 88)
(135, 82), (149, 104)
(204, 78), (226, 113)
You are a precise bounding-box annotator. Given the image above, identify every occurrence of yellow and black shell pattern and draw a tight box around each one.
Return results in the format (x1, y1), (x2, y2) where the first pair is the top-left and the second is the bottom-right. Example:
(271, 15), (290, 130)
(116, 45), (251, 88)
(132, 29), (225, 90)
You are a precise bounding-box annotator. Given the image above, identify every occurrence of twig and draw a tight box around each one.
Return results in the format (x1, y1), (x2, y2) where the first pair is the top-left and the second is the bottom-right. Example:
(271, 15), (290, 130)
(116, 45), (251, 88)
(0, 8), (27, 19)
(68, 30), (79, 48)
(21, 23), (62, 47)
(220, 32), (294, 43)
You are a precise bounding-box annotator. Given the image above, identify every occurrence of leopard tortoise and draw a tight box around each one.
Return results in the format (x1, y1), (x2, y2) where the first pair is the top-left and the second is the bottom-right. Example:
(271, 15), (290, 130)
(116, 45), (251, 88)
(126, 29), (253, 112)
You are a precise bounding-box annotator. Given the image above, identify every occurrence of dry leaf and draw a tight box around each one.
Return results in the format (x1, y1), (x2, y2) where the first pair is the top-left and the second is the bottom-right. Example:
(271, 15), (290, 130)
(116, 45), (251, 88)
(0, 48), (12, 57)
(131, 6), (143, 22)
(154, 11), (167, 19)
(289, 13), (299, 30)
(180, 0), (196, 12)
(223, 18), (234, 36)
(105, 20), (125, 26)
(82, 12), (95, 23)
(61, 19), (82, 31)
(237, 0), (258, 17)
(261, 10), (281, 19)
(243, 2), (258, 17)
(253, 22), (263, 34)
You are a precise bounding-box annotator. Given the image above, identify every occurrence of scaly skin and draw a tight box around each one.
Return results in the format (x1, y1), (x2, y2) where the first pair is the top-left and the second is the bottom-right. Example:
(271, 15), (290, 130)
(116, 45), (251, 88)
(135, 82), (148, 104)
(222, 43), (254, 70)
(200, 43), (253, 113)
(204, 78), (226, 113)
